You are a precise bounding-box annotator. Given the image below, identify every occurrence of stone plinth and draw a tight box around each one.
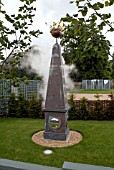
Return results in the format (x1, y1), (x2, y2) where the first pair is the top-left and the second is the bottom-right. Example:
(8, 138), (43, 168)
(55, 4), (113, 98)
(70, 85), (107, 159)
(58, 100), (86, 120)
(44, 111), (70, 141)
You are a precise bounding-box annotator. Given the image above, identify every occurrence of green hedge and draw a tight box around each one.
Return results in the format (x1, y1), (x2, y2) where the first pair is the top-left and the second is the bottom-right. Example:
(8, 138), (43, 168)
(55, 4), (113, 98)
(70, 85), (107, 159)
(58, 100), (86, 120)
(68, 94), (114, 120)
(7, 93), (44, 119)
(7, 93), (114, 120)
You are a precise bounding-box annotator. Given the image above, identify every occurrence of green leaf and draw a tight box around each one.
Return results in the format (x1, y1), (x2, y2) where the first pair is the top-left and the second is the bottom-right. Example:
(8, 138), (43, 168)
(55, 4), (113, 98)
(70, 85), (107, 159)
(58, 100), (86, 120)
(66, 13), (71, 17)
(92, 15), (97, 21)
(105, 1), (109, 6)
(109, 27), (114, 32)
(5, 14), (14, 23)
(73, 14), (78, 17)
(101, 22), (106, 27)
(19, 6), (24, 12)
(102, 13), (111, 20)
(109, 0), (114, 6)
(93, 3), (100, 10)
(78, 6), (83, 9)
(11, 14), (15, 17)
(76, 0), (79, 6)
(10, 30), (16, 34)
(29, 0), (36, 3)
(20, 30), (27, 34)
(17, 14), (22, 18)
(81, 10), (87, 16)
(70, 1), (74, 3)
(0, 55), (5, 60)
(72, 19), (78, 24)
(97, 2), (104, 8)
(1, 10), (6, 14)
(81, 6), (88, 16)
(94, 46), (98, 51)
(78, 18), (84, 22)
(98, 24), (103, 30)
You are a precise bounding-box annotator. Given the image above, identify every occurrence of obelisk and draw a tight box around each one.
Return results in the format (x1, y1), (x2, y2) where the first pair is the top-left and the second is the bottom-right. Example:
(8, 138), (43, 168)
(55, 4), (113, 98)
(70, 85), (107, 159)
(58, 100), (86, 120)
(43, 23), (70, 141)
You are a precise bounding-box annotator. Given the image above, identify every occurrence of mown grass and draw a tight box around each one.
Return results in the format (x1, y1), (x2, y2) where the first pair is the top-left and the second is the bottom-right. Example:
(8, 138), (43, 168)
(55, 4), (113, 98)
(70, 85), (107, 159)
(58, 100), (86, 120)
(71, 89), (114, 94)
(0, 118), (114, 168)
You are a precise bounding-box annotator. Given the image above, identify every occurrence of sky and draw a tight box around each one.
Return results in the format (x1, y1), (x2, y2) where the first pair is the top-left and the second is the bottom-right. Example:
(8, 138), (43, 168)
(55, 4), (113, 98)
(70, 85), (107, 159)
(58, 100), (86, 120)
(3, 0), (77, 47)
(3, 0), (114, 54)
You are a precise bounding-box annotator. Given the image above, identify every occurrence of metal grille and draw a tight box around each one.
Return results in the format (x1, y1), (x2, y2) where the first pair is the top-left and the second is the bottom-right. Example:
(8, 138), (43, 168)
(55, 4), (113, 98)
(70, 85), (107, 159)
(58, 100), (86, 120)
(0, 80), (42, 115)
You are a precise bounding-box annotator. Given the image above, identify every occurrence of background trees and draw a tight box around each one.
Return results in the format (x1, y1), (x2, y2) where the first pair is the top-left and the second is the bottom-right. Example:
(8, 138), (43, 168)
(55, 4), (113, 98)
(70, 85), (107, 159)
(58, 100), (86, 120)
(0, 0), (42, 82)
(60, 0), (114, 81)
(61, 20), (112, 81)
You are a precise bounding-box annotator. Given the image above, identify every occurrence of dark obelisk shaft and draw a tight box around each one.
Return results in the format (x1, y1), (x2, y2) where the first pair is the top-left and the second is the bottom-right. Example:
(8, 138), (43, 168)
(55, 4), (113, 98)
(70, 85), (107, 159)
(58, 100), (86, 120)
(45, 43), (67, 112)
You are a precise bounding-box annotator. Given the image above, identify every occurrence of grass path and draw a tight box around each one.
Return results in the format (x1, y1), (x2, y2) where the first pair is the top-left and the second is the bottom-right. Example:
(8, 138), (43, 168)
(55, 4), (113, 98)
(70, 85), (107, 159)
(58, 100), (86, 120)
(0, 118), (114, 168)
(71, 89), (114, 94)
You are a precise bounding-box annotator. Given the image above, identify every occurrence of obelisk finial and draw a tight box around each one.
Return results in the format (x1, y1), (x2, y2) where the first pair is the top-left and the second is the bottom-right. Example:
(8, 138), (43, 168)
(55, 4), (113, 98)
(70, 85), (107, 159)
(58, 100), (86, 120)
(50, 21), (65, 43)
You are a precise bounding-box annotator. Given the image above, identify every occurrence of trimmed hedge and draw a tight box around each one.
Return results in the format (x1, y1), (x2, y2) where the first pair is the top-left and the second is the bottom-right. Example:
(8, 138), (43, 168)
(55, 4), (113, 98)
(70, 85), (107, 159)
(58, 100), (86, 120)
(6, 93), (114, 120)
(68, 94), (114, 120)
(7, 93), (44, 119)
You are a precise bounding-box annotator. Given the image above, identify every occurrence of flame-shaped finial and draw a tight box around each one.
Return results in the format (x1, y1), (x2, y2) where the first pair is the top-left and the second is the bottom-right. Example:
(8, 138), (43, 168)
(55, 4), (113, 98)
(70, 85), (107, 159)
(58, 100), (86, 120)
(50, 21), (65, 38)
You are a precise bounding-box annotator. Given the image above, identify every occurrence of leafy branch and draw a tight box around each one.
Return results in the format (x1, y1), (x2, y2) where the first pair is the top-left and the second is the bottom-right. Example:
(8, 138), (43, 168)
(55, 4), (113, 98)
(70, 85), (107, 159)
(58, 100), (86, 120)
(0, 0), (42, 79)
(86, 0), (114, 32)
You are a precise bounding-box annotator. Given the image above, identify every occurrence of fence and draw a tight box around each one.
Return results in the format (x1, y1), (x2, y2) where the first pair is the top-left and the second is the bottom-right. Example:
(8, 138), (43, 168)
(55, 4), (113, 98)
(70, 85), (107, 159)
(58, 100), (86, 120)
(0, 80), (42, 115)
(82, 80), (113, 89)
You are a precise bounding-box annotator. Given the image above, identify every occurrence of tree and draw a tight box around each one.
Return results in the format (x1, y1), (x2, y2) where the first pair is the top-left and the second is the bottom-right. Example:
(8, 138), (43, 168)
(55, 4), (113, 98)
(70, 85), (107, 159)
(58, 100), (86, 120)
(61, 20), (112, 81)
(60, 0), (114, 81)
(69, 0), (114, 32)
(110, 52), (114, 79)
(17, 66), (42, 80)
(0, 0), (42, 82)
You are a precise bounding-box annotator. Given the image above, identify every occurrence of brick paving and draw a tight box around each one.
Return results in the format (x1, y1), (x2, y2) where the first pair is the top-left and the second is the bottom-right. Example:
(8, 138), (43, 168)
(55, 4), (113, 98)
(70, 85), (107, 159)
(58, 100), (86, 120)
(68, 94), (111, 100)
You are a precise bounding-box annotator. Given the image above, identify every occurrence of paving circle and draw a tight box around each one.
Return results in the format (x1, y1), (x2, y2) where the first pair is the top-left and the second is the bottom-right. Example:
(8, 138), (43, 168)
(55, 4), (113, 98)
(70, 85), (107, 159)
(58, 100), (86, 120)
(32, 130), (82, 148)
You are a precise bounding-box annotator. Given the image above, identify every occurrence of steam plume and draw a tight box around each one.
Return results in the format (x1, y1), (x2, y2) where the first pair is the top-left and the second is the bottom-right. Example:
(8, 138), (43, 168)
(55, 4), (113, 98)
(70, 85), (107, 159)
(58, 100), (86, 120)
(21, 44), (75, 100)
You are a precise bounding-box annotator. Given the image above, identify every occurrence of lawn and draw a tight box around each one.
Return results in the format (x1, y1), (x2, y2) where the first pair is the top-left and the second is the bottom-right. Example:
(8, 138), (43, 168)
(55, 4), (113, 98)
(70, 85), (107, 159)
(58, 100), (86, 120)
(71, 89), (114, 94)
(0, 118), (114, 168)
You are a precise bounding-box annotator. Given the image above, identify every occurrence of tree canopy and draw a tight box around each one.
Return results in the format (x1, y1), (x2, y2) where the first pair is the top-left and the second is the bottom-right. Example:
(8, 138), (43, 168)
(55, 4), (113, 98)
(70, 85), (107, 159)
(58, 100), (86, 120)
(0, 0), (42, 82)
(60, 0), (114, 81)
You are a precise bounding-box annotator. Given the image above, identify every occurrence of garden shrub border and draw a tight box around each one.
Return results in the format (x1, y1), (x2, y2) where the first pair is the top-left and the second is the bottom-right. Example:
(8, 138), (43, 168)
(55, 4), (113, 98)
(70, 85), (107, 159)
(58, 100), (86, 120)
(4, 93), (114, 120)
(68, 94), (114, 120)
(7, 93), (44, 119)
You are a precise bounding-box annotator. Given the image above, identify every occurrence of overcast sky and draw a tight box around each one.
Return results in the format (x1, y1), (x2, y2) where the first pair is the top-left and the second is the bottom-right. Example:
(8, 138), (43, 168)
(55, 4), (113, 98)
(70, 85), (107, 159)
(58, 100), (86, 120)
(3, 0), (114, 55)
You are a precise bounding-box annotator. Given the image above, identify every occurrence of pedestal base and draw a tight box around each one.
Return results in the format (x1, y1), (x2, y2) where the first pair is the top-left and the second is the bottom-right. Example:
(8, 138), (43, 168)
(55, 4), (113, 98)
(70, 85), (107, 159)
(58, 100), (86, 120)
(44, 128), (70, 141)
(44, 111), (70, 141)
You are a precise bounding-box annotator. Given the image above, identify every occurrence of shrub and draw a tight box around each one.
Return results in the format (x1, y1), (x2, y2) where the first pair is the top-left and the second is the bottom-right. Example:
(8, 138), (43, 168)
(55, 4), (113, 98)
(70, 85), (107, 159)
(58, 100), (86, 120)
(93, 94), (104, 120)
(7, 92), (114, 120)
(7, 93), (17, 117)
(16, 94), (28, 118)
(79, 97), (90, 120)
(68, 94), (77, 120)
(7, 93), (43, 118)
(68, 93), (114, 120)
(106, 94), (114, 120)
(38, 96), (44, 119)
(28, 94), (43, 118)
(28, 94), (39, 118)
